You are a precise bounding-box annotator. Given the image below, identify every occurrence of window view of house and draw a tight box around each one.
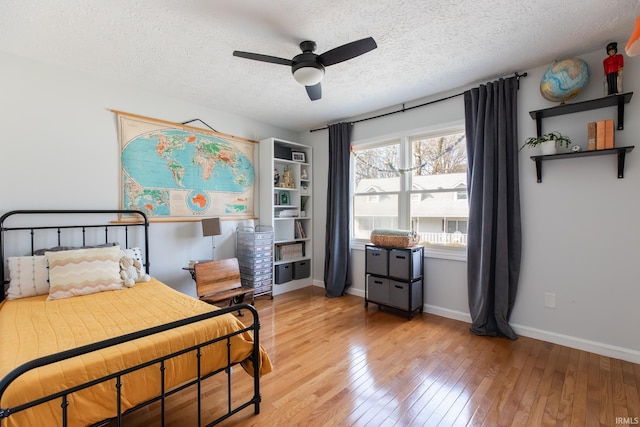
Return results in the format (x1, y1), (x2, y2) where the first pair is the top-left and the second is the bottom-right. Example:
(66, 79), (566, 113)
(352, 130), (467, 248)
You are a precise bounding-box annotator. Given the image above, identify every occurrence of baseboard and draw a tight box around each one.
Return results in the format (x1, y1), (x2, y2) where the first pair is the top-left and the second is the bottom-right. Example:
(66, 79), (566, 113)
(425, 304), (640, 364)
(511, 323), (640, 364)
(424, 304), (472, 323)
(344, 285), (364, 298)
(312, 280), (367, 298)
(272, 279), (312, 296)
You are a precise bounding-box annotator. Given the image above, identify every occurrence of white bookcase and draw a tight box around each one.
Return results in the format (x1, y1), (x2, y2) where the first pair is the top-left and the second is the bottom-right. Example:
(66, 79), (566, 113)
(259, 138), (313, 295)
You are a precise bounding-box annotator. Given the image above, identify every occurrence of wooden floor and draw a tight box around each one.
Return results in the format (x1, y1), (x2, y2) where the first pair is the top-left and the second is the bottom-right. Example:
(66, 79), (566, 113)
(124, 286), (640, 427)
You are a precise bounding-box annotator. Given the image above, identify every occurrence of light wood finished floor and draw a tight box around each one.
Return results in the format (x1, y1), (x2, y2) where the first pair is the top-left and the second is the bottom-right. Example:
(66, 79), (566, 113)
(122, 286), (640, 427)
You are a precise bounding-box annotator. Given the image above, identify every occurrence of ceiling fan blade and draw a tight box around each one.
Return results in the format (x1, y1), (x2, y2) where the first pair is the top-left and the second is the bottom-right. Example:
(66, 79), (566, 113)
(317, 37), (377, 67)
(232, 50), (293, 66)
(305, 83), (322, 101)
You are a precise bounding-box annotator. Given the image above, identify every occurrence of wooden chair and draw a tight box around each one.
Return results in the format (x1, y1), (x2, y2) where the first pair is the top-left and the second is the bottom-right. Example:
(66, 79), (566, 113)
(194, 258), (254, 315)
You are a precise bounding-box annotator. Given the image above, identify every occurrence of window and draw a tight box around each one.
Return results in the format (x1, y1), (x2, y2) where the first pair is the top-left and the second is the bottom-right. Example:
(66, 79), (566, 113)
(367, 194), (380, 203)
(352, 127), (467, 249)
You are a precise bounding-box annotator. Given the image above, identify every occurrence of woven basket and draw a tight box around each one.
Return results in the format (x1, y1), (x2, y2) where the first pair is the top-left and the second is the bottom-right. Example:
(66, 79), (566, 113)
(370, 229), (419, 248)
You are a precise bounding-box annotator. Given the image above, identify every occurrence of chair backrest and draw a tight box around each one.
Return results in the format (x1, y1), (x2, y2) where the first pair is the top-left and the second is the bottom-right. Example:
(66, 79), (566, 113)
(194, 258), (241, 298)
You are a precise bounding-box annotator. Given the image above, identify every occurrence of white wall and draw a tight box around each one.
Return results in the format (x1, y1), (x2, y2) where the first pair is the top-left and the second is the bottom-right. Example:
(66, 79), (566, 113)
(0, 51), (297, 297)
(514, 48), (640, 362)
(301, 47), (640, 363)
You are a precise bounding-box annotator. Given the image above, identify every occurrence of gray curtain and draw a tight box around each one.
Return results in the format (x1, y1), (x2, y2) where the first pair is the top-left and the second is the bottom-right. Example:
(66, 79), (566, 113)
(324, 122), (352, 297)
(464, 77), (522, 339)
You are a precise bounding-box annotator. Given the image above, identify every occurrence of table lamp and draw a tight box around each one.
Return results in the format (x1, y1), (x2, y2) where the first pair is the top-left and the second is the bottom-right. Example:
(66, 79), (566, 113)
(201, 217), (222, 260)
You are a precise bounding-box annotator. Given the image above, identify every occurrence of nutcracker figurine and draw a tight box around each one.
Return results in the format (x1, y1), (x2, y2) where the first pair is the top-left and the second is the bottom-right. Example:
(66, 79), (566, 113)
(603, 42), (624, 95)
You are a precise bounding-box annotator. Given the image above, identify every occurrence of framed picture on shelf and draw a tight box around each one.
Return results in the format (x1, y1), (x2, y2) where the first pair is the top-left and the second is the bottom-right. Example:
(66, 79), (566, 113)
(280, 191), (289, 205)
(292, 152), (306, 162)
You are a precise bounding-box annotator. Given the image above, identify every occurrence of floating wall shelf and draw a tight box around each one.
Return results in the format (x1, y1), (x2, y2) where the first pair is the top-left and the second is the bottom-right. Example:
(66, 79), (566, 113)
(529, 92), (633, 136)
(530, 146), (635, 183)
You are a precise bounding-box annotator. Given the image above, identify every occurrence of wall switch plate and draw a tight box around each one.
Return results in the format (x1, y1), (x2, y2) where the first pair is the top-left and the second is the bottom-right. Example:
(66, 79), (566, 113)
(544, 293), (557, 309)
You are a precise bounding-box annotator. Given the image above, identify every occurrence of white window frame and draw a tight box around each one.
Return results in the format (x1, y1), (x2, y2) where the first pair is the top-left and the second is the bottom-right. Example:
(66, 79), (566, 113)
(350, 122), (467, 261)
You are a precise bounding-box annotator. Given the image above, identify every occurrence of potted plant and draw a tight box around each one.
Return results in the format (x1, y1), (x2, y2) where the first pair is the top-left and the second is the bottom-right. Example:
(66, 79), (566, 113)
(521, 131), (572, 155)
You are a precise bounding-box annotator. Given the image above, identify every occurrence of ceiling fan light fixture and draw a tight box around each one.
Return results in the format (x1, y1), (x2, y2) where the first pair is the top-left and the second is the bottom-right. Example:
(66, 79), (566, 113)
(293, 65), (324, 86)
(234, 37), (376, 100)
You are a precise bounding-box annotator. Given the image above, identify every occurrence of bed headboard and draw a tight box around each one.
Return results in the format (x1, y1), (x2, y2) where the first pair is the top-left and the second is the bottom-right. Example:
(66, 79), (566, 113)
(0, 210), (150, 298)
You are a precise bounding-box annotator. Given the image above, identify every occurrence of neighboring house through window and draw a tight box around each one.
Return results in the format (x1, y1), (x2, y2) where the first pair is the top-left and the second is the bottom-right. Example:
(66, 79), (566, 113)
(352, 125), (468, 249)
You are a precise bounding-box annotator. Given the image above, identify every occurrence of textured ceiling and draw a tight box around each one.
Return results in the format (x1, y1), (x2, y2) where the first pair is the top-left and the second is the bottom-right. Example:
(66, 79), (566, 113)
(2, 0), (639, 132)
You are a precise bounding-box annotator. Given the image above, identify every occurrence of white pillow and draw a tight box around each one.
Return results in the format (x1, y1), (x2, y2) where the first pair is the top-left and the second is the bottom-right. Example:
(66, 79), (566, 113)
(131, 247), (143, 264)
(46, 245), (124, 300)
(6, 256), (50, 300)
(119, 247), (143, 264)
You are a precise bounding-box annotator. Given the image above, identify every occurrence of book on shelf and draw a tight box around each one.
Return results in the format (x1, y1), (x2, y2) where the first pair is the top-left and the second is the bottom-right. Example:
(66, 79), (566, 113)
(592, 119), (615, 150)
(604, 119), (614, 149)
(587, 122), (596, 150)
(596, 120), (605, 150)
(294, 220), (306, 239)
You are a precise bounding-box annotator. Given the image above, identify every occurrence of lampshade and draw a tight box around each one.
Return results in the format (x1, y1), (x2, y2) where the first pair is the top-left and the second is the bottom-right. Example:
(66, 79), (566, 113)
(293, 65), (324, 86)
(201, 217), (221, 237)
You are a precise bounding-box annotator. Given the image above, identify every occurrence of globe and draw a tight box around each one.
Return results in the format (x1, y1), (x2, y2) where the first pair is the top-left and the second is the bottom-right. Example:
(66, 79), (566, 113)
(540, 58), (590, 103)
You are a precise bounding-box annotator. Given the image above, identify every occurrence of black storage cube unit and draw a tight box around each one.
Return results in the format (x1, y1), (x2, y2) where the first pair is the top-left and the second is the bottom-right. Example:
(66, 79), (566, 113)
(293, 260), (311, 279)
(364, 244), (424, 319)
(388, 247), (423, 280)
(367, 276), (389, 305)
(275, 262), (293, 284)
(365, 246), (388, 276)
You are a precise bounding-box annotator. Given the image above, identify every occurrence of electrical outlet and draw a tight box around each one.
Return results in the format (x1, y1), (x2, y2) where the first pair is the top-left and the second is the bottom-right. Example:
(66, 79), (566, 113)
(544, 293), (557, 309)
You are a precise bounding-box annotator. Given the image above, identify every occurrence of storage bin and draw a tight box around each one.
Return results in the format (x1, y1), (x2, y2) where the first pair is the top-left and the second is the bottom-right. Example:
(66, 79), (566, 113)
(241, 272), (271, 283)
(275, 262), (293, 284)
(389, 279), (422, 311)
(293, 260), (311, 279)
(370, 229), (419, 248)
(254, 283), (273, 295)
(365, 246), (388, 276)
(241, 277), (272, 289)
(236, 254), (272, 268)
(367, 276), (389, 304)
(236, 240), (273, 251)
(388, 248), (422, 280)
(236, 225), (274, 297)
(240, 265), (272, 277)
(236, 248), (272, 259)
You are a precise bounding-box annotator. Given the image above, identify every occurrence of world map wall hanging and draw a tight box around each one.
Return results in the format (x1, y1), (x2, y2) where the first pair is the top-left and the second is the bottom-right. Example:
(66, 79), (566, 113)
(114, 110), (256, 220)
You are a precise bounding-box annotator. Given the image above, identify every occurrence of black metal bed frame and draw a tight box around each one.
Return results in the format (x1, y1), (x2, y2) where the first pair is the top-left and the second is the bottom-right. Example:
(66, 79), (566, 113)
(0, 210), (262, 426)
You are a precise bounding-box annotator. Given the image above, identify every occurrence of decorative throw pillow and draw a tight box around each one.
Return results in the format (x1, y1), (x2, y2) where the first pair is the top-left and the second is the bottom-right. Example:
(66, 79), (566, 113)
(46, 245), (124, 300)
(6, 256), (50, 300)
(127, 247), (143, 264)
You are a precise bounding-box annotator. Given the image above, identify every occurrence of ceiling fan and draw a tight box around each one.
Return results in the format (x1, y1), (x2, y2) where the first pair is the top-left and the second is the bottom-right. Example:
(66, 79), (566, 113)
(232, 37), (377, 101)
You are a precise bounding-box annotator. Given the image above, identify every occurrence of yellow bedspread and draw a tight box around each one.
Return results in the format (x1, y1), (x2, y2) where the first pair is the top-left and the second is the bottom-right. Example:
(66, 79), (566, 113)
(0, 278), (272, 427)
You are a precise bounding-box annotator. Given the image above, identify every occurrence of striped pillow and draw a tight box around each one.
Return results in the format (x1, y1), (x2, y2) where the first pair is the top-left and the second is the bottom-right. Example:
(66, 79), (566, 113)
(6, 256), (50, 300)
(46, 246), (123, 300)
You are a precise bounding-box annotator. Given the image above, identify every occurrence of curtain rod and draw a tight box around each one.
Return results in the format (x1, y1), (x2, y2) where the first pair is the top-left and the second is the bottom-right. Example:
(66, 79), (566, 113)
(309, 71), (528, 132)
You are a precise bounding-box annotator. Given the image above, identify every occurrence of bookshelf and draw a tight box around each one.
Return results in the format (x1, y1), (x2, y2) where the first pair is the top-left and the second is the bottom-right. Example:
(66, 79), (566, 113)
(259, 138), (313, 295)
